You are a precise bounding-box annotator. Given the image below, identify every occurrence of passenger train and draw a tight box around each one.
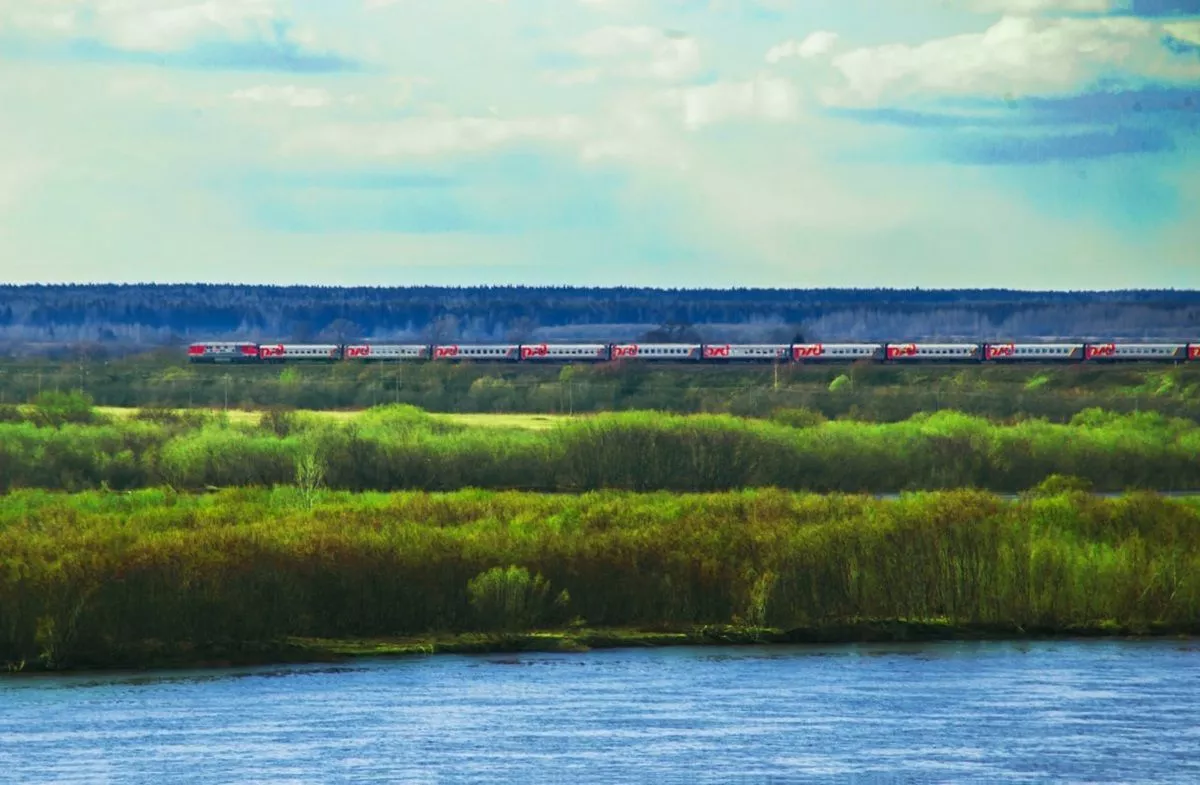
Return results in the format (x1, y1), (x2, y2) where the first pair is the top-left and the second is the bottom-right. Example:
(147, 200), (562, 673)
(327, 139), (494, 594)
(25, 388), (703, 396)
(187, 340), (1200, 365)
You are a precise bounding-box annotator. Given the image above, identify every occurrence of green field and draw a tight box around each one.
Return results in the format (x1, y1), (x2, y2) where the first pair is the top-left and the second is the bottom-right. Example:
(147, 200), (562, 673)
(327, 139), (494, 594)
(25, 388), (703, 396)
(92, 406), (576, 430)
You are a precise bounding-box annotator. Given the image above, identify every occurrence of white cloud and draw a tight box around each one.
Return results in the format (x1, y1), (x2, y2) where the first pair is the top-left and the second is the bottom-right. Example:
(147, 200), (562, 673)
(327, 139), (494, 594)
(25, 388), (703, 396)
(231, 85), (334, 108)
(665, 76), (799, 129)
(280, 116), (585, 160)
(566, 26), (702, 82)
(826, 15), (1200, 105)
(765, 31), (839, 64)
(970, 0), (1115, 12)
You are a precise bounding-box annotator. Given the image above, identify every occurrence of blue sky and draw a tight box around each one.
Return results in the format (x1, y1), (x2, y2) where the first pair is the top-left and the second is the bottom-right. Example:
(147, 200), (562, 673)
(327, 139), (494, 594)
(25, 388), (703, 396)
(0, 0), (1197, 288)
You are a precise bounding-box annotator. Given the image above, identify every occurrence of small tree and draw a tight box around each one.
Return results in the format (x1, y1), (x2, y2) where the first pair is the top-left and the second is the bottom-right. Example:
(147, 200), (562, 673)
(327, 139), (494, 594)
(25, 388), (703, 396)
(295, 448), (326, 509)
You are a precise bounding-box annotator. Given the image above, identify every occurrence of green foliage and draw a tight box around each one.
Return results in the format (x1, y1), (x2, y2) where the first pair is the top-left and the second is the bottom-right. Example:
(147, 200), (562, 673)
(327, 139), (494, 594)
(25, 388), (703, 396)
(1, 489), (1198, 669)
(829, 374), (851, 393)
(770, 408), (827, 429)
(1029, 474), (1094, 496)
(30, 391), (99, 427)
(467, 566), (567, 631)
(1, 406), (1199, 494)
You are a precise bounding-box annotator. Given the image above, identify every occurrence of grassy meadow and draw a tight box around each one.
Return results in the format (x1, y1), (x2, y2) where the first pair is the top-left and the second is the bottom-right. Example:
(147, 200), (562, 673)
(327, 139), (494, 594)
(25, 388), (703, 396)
(1, 397), (1198, 494)
(2, 488), (1198, 671)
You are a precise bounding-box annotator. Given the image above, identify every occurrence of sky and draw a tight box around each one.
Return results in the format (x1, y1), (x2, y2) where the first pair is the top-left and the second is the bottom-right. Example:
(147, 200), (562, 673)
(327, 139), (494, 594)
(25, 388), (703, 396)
(0, 0), (1198, 289)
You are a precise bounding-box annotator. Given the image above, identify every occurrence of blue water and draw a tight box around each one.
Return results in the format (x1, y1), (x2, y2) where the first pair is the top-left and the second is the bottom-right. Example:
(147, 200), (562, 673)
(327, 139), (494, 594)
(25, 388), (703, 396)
(2, 640), (1198, 783)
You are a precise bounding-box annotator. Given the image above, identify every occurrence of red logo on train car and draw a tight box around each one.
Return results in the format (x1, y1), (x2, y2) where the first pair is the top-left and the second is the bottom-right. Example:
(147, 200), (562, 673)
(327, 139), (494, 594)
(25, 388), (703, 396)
(792, 344), (826, 360)
(345, 346), (371, 358)
(521, 344), (549, 359)
(887, 343), (918, 359)
(434, 345), (460, 359)
(986, 343), (1015, 359)
(611, 344), (639, 359)
(1086, 343), (1116, 359)
(1189, 345), (1200, 361)
(240, 344), (259, 356)
(188, 344), (206, 356)
(704, 345), (731, 358)
(259, 344), (286, 358)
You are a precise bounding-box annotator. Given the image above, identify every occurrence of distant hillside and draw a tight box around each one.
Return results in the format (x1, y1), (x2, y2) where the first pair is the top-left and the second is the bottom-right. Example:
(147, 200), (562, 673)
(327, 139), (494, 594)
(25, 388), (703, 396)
(0, 285), (1197, 355)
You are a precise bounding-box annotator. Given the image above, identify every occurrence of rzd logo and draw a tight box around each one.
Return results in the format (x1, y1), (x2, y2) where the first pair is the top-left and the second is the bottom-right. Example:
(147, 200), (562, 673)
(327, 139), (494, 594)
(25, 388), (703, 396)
(987, 343), (1015, 359)
(259, 344), (286, 358)
(792, 344), (826, 359)
(345, 346), (371, 358)
(611, 345), (639, 358)
(434, 346), (460, 358)
(887, 343), (918, 359)
(521, 344), (549, 359)
(704, 345), (731, 358)
(1086, 343), (1116, 359)
(1190, 345), (1200, 361)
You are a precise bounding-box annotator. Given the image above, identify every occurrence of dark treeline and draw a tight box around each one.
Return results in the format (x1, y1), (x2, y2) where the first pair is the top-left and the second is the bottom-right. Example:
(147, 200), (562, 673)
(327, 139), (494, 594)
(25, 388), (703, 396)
(3, 488), (1198, 670)
(2, 402), (1198, 494)
(2, 285), (1198, 352)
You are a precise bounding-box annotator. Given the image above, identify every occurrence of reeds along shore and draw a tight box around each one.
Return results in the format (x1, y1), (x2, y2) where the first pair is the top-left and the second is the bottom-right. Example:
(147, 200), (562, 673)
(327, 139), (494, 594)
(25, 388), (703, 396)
(1, 488), (1199, 670)
(1, 404), (1199, 493)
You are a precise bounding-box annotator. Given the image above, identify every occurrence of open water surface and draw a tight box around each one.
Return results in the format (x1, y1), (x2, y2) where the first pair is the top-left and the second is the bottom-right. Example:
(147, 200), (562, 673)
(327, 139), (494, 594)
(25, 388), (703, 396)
(2, 640), (1198, 783)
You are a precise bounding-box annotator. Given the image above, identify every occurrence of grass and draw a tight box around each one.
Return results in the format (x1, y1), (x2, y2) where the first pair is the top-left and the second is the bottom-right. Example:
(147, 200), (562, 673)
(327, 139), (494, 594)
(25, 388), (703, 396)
(3, 487), (1198, 672)
(90, 406), (575, 430)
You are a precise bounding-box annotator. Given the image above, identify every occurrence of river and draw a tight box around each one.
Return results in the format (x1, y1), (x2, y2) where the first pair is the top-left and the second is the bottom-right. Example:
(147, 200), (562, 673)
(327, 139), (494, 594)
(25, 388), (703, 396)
(3, 640), (1198, 783)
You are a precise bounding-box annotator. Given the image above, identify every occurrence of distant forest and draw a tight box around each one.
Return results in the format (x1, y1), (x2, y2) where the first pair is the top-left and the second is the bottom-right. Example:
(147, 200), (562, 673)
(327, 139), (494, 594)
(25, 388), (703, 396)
(1, 284), (1197, 355)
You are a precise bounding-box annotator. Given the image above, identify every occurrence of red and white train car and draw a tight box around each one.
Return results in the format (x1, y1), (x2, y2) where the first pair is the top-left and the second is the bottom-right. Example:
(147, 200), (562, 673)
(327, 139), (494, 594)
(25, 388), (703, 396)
(344, 344), (430, 361)
(886, 343), (982, 361)
(610, 343), (702, 361)
(1191, 344), (1200, 361)
(186, 341), (259, 363)
(792, 343), (884, 362)
(984, 343), (1085, 362)
(258, 344), (341, 362)
(519, 343), (609, 361)
(1084, 343), (1189, 362)
(432, 344), (521, 361)
(703, 344), (790, 361)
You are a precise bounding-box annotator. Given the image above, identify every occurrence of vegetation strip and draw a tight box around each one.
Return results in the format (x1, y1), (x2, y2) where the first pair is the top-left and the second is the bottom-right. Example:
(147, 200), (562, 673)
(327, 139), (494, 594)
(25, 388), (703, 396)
(3, 399), (1200, 493)
(3, 488), (1198, 672)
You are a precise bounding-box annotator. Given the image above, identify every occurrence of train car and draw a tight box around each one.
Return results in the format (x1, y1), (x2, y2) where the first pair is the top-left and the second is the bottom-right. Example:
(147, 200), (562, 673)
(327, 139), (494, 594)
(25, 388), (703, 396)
(702, 344), (789, 361)
(791, 343), (885, 362)
(519, 343), (610, 361)
(886, 343), (982, 362)
(1084, 343), (1189, 362)
(258, 343), (341, 362)
(186, 341), (260, 364)
(1190, 344), (1200, 361)
(344, 344), (431, 361)
(432, 344), (521, 361)
(610, 343), (702, 361)
(983, 343), (1084, 362)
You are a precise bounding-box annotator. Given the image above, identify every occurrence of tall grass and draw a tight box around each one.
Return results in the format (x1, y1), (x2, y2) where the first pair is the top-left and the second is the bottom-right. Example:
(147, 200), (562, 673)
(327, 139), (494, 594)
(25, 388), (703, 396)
(1, 488), (1197, 668)
(0, 405), (1198, 493)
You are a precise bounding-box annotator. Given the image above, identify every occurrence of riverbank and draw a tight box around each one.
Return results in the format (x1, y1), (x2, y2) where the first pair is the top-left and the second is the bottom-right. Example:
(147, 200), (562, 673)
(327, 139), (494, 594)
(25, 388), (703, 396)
(4, 488), (1199, 673)
(8, 622), (1200, 674)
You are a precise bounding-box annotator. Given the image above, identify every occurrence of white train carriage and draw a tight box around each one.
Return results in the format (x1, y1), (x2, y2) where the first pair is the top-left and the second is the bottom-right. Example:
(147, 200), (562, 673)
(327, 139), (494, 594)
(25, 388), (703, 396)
(791, 343), (884, 362)
(258, 343), (341, 361)
(702, 344), (790, 361)
(519, 343), (610, 361)
(432, 344), (521, 361)
(1084, 343), (1189, 362)
(609, 343), (702, 361)
(344, 344), (431, 361)
(886, 343), (981, 361)
(984, 343), (1084, 362)
(186, 341), (260, 363)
